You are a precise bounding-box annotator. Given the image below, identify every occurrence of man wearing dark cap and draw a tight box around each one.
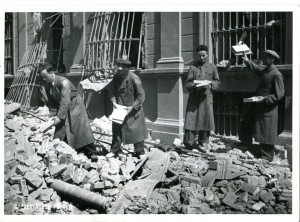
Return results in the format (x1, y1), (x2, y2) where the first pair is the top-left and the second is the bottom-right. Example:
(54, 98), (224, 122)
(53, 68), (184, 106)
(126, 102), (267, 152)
(106, 56), (148, 159)
(241, 50), (285, 162)
(38, 63), (96, 156)
(184, 45), (220, 152)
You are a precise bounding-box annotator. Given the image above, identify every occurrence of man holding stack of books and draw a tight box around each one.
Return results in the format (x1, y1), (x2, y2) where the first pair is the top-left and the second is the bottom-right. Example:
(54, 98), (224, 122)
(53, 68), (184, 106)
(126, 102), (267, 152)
(184, 45), (220, 152)
(106, 55), (148, 159)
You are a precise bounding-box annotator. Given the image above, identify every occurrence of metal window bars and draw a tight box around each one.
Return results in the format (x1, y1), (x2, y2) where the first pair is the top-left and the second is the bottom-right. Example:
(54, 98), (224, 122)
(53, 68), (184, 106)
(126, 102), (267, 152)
(5, 42), (47, 107)
(211, 12), (286, 66)
(82, 12), (144, 78)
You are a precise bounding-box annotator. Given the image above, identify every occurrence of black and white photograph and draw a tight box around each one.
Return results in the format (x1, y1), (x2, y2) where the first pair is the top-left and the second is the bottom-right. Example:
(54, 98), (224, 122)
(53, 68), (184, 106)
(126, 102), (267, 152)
(1, 1), (299, 222)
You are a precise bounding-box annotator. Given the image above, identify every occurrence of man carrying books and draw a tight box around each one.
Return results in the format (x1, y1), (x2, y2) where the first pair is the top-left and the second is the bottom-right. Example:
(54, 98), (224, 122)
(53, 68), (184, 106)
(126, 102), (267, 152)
(184, 45), (220, 152)
(241, 50), (285, 162)
(106, 56), (148, 159)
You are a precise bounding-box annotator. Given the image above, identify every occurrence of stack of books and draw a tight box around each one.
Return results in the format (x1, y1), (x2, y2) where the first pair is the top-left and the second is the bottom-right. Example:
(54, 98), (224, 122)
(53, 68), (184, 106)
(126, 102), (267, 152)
(193, 80), (212, 88)
(109, 105), (128, 124)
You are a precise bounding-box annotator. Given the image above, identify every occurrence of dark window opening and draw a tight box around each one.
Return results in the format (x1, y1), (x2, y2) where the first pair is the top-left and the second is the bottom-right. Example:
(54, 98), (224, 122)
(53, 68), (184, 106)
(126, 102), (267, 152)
(5, 13), (14, 74)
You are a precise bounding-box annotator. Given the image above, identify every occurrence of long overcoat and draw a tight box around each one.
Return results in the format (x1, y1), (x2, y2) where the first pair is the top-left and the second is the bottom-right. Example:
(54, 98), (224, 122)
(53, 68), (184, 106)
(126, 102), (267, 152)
(109, 71), (148, 144)
(184, 61), (220, 131)
(242, 61), (285, 145)
(40, 75), (95, 149)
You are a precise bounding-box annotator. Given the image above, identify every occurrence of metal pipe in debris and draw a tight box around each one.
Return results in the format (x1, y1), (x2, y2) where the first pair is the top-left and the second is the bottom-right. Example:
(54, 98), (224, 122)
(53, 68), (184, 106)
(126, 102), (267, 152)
(50, 179), (111, 212)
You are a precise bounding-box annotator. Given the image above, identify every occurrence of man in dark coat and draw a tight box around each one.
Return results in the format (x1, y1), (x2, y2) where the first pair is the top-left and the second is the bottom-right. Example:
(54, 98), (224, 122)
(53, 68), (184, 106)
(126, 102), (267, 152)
(184, 45), (220, 151)
(38, 63), (95, 153)
(106, 57), (148, 159)
(241, 50), (285, 161)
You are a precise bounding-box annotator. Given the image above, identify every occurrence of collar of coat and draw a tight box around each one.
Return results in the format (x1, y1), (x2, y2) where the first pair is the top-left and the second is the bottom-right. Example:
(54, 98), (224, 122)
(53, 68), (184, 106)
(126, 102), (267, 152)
(196, 60), (209, 68)
(266, 63), (277, 72)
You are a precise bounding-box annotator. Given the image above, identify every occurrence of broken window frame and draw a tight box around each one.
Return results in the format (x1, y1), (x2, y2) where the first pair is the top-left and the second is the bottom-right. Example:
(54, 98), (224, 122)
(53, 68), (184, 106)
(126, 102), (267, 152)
(82, 12), (146, 79)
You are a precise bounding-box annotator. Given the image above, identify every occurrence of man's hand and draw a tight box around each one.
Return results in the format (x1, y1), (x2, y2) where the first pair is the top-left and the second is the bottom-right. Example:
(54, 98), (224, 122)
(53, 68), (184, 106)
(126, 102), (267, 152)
(126, 106), (133, 115)
(52, 116), (61, 126)
(255, 96), (265, 103)
(112, 102), (122, 109)
(242, 51), (249, 62)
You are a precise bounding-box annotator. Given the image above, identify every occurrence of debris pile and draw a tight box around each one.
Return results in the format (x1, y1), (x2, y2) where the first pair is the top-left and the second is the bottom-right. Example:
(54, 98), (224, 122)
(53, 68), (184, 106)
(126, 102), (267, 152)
(4, 104), (293, 215)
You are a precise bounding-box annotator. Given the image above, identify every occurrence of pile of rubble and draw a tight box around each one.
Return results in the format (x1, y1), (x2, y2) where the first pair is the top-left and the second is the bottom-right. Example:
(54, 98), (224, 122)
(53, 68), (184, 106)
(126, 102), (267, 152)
(4, 105), (293, 215)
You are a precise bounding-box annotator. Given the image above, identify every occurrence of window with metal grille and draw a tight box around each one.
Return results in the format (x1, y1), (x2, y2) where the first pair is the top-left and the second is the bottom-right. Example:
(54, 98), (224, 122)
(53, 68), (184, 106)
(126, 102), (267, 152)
(5, 13), (14, 74)
(84, 12), (145, 77)
(211, 12), (291, 66)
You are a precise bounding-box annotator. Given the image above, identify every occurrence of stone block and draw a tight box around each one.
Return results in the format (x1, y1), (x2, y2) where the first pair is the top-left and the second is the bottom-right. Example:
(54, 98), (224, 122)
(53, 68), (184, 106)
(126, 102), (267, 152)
(240, 183), (260, 195)
(40, 188), (54, 202)
(24, 171), (43, 189)
(28, 186), (43, 200)
(50, 164), (67, 177)
(239, 192), (248, 202)
(91, 181), (105, 192)
(8, 174), (23, 185)
(16, 165), (28, 176)
(222, 192), (238, 207)
(20, 179), (29, 197)
(260, 190), (275, 203)
(252, 201), (266, 211)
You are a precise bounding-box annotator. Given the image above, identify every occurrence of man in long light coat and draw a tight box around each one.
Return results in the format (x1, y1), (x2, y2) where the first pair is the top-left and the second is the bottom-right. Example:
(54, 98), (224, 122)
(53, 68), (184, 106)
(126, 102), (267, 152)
(184, 45), (220, 151)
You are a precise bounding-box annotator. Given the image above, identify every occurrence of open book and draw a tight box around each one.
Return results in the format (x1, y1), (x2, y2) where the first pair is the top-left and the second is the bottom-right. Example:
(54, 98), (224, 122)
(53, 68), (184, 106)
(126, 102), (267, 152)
(193, 80), (212, 88)
(109, 105), (128, 124)
(231, 44), (252, 56)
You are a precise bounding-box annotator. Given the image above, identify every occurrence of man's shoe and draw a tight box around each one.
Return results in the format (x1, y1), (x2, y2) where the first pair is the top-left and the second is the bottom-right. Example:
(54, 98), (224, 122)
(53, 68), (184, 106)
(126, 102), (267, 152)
(106, 152), (116, 158)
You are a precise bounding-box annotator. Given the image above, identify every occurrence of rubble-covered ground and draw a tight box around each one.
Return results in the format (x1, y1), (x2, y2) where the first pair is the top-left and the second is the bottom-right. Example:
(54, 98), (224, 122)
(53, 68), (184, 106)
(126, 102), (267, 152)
(4, 105), (292, 215)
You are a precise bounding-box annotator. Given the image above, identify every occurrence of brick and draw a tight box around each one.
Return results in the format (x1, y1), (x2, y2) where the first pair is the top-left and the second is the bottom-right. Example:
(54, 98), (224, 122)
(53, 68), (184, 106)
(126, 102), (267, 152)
(260, 190), (275, 203)
(240, 192), (248, 202)
(50, 164), (67, 177)
(4, 159), (18, 174)
(252, 201), (266, 211)
(40, 188), (54, 202)
(16, 165), (28, 176)
(24, 171), (43, 189)
(8, 174), (23, 185)
(215, 180), (228, 187)
(205, 188), (214, 201)
(222, 192), (238, 207)
(91, 182), (105, 192)
(220, 187), (228, 194)
(240, 183), (259, 195)
(28, 186), (43, 200)
(104, 180), (113, 188)
(20, 179), (29, 197)
(200, 203), (215, 214)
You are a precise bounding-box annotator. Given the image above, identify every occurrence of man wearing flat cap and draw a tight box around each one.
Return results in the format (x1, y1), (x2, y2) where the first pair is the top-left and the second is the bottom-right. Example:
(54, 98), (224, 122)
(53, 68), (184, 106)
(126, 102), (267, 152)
(106, 56), (148, 159)
(241, 50), (285, 162)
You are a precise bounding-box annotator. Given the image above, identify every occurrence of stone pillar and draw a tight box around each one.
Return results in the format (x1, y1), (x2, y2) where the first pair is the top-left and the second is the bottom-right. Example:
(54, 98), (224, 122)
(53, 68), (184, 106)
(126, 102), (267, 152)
(150, 12), (185, 144)
(156, 12), (184, 69)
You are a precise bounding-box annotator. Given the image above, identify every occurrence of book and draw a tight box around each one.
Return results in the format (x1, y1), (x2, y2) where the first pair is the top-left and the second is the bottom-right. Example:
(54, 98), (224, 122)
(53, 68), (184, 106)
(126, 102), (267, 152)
(109, 105), (128, 124)
(193, 80), (211, 87)
(231, 44), (252, 56)
(243, 96), (264, 103)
